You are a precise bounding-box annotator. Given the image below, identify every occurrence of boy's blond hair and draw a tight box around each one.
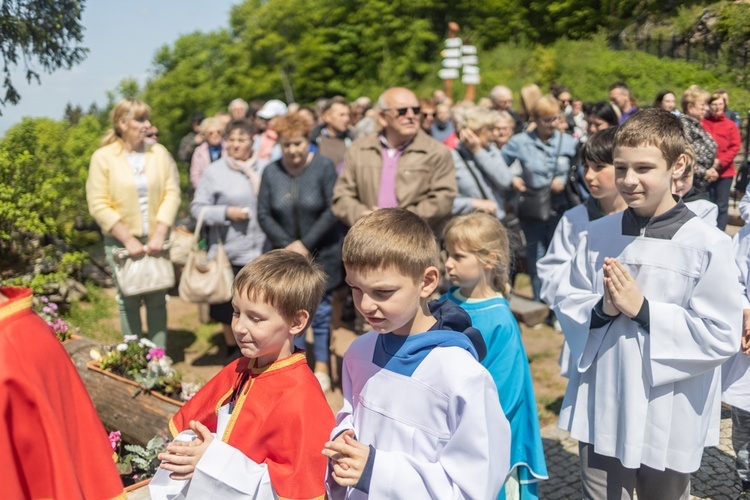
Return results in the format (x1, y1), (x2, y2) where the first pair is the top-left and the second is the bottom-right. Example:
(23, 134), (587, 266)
(615, 108), (686, 168)
(234, 250), (326, 326)
(343, 208), (439, 281)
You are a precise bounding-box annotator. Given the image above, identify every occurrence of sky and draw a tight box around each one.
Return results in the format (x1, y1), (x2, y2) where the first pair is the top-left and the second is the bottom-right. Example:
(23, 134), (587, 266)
(0, 0), (239, 136)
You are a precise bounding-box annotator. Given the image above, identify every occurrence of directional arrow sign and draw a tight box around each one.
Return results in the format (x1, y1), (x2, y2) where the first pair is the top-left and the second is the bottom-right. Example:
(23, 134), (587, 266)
(445, 37), (463, 48)
(462, 73), (481, 85)
(441, 48), (461, 59)
(461, 55), (478, 66)
(462, 65), (480, 75)
(461, 45), (477, 55)
(442, 58), (461, 69)
(438, 68), (460, 80)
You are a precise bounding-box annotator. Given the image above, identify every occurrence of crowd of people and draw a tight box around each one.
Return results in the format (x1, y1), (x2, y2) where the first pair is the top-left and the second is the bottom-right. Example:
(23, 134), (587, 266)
(9, 80), (746, 498)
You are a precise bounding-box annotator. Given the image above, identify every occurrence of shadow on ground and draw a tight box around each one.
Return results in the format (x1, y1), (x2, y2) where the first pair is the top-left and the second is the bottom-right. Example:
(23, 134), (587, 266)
(165, 329), (196, 363)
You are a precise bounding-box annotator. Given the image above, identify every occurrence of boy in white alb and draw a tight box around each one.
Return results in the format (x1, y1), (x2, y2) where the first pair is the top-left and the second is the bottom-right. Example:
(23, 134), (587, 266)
(538, 127), (626, 378)
(322, 208), (510, 499)
(722, 224), (750, 496)
(554, 108), (742, 499)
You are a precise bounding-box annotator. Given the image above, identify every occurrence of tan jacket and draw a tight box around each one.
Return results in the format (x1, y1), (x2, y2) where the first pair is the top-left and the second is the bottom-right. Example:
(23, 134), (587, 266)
(86, 141), (181, 235)
(332, 130), (456, 230)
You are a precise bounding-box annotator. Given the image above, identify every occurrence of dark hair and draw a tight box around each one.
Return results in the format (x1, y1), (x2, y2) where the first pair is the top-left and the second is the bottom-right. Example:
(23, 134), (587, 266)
(609, 81), (629, 92)
(587, 102), (619, 127)
(226, 119), (255, 138)
(248, 100), (265, 119)
(322, 95), (349, 115)
(653, 90), (675, 108)
(615, 108), (686, 168)
(581, 127), (618, 165)
(190, 111), (205, 127)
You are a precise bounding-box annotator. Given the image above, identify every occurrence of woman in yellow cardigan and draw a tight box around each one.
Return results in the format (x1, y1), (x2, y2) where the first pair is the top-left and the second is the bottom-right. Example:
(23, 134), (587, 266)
(86, 98), (180, 348)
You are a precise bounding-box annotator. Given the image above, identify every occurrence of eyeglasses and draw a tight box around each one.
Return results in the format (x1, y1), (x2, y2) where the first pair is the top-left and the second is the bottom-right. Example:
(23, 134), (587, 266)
(421, 111), (436, 118)
(558, 99), (571, 105)
(146, 133), (159, 138)
(384, 107), (421, 117)
(538, 116), (559, 124)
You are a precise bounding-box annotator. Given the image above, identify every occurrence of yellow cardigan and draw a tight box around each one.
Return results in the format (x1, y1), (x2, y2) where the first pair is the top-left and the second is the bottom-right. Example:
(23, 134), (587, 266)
(86, 141), (181, 236)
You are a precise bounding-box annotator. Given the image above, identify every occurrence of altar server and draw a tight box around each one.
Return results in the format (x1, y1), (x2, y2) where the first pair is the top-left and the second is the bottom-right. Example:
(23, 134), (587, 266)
(537, 127), (626, 378)
(150, 250), (335, 500)
(322, 209), (510, 499)
(554, 108), (742, 499)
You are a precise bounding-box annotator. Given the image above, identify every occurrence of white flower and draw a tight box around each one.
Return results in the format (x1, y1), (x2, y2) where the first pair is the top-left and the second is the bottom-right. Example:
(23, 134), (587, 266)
(123, 334), (138, 343)
(89, 348), (102, 361)
(116, 343), (128, 352)
(139, 338), (156, 349)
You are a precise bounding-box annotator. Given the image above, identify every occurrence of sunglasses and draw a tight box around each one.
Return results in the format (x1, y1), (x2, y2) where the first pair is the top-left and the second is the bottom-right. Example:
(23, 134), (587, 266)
(385, 106), (421, 117)
(421, 111), (436, 118)
(146, 133), (159, 138)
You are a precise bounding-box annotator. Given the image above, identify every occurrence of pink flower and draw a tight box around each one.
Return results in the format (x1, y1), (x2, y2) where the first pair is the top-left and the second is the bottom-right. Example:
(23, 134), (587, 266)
(146, 347), (165, 360)
(108, 430), (121, 450)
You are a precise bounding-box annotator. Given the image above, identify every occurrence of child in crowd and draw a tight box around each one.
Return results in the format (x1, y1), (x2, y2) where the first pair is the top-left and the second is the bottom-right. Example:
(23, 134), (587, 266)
(554, 108), (741, 498)
(722, 224), (750, 497)
(672, 144), (719, 226)
(150, 250), (335, 500)
(537, 127), (626, 378)
(323, 208), (510, 499)
(442, 213), (548, 499)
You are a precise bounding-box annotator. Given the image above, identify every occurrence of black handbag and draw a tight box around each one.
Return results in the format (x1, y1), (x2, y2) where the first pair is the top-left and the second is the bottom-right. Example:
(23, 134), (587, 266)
(517, 186), (552, 222)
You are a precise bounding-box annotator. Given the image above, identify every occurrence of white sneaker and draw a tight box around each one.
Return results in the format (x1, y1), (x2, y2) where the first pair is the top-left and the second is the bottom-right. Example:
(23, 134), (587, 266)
(314, 372), (331, 392)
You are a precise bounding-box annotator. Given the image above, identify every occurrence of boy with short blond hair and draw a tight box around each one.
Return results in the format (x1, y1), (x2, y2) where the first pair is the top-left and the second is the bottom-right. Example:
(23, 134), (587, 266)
(554, 108), (742, 499)
(323, 208), (510, 499)
(150, 250), (335, 500)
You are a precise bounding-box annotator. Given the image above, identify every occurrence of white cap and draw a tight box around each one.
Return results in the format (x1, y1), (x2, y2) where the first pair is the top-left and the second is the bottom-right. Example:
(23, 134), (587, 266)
(257, 99), (288, 119)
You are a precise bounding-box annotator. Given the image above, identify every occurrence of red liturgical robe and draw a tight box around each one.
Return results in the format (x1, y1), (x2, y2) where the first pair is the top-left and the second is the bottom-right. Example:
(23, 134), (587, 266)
(0, 287), (125, 499)
(170, 352), (335, 500)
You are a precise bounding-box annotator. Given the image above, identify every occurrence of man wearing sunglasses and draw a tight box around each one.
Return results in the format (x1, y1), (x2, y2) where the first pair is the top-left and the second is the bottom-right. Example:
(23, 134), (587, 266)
(332, 87), (456, 232)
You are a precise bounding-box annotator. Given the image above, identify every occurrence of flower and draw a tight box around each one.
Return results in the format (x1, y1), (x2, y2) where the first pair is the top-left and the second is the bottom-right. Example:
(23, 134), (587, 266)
(99, 336), (199, 402)
(108, 430), (122, 450)
(34, 296), (73, 342)
(146, 347), (165, 361)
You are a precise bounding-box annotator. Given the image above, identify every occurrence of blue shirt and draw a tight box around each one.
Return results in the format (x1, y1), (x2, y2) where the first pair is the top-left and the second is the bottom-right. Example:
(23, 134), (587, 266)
(500, 130), (576, 189)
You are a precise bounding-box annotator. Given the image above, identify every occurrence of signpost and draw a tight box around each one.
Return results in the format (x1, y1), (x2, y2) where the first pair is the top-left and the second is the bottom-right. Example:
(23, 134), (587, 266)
(439, 23), (480, 102)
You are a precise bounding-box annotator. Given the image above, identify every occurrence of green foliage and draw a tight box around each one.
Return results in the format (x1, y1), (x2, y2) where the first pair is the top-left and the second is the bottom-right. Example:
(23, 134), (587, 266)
(116, 435), (166, 479)
(480, 35), (750, 114)
(0, 0), (87, 110)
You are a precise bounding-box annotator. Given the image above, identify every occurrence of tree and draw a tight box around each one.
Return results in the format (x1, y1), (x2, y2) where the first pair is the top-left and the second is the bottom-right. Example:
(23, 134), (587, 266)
(0, 0), (88, 112)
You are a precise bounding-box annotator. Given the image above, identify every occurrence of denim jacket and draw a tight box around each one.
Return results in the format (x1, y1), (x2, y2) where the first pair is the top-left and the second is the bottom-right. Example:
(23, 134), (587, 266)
(500, 130), (576, 189)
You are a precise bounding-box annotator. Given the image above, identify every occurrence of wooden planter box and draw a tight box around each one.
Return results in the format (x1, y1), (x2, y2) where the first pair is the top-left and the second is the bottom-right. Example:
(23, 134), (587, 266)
(86, 360), (185, 407)
(64, 337), (182, 447)
(124, 477), (151, 499)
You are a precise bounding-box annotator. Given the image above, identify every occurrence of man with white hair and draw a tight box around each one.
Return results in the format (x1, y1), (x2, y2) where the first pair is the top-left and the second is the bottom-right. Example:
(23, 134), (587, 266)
(332, 87), (456, 231)
(490, 85), (523, 133)
(228, 98), (249, 120)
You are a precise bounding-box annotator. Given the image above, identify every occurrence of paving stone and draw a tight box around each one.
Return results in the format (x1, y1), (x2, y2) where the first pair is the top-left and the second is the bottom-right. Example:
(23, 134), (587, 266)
(540, 415), (737, 499)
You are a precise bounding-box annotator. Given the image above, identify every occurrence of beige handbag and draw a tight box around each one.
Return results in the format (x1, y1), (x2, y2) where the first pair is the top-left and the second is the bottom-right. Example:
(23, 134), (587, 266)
(112, 248), (175, 297)
(168, 225), (194, 265)
(178, 208), (235, 304)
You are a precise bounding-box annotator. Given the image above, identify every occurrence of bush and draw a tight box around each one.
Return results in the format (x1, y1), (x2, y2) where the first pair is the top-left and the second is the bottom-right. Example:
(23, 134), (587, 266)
(0, 115), (103, 288)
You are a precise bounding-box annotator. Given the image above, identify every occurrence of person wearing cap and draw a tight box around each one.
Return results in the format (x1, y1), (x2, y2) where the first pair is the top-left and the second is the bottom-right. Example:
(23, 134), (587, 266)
(332, 87), (456, 232)
(253, 99), (287, 170)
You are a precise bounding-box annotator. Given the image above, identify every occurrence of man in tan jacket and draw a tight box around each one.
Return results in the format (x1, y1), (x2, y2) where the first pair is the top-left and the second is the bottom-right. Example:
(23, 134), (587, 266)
(332, 87), (456, 231)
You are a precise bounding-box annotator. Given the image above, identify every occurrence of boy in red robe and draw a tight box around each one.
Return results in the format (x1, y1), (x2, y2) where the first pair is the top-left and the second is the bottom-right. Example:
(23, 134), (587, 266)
(151, 250), (336, 499)
(0, 287), (125, 499)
